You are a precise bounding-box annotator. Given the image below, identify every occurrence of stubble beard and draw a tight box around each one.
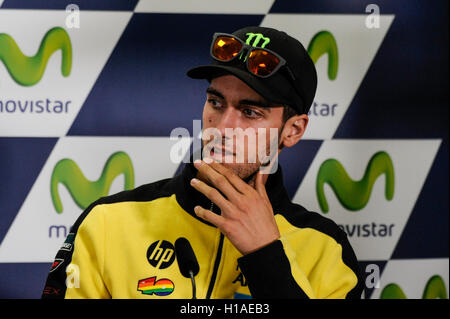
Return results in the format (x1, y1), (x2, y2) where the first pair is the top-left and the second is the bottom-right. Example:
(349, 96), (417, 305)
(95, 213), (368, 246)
(201, 138), (280, 182)
(220, 161), (261, 181)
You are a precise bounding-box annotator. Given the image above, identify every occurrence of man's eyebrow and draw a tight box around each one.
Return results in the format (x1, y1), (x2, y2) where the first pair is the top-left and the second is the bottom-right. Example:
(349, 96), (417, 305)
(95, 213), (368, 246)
(206, 86), (273, 112)
(206, 87), (224, 99)
(239, 99), (272, 112)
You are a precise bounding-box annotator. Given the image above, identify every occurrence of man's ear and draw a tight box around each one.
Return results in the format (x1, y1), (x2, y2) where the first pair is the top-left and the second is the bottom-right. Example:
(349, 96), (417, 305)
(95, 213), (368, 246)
(280, 114), (309, 148)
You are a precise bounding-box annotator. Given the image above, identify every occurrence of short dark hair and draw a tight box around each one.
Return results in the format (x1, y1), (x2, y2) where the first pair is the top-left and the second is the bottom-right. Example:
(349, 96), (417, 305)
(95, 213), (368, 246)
(282, 105), (298, 123)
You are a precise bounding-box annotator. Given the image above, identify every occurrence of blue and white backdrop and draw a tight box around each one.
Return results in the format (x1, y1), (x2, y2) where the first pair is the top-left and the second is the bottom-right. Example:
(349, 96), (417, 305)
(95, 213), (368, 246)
(0, 0), (448, 299)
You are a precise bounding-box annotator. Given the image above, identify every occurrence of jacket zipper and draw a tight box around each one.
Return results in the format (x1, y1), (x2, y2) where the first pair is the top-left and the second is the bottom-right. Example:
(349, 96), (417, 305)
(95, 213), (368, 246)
(206, 202), (224, 299)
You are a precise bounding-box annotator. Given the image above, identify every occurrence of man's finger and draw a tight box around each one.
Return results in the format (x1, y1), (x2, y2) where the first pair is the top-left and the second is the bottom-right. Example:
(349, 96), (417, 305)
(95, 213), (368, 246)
(255, 170), (270, 203)
(208, 160), (252, 195)
(194, 160), (242, 201)
(190, 177), (235, 213)
(194, 205), (225, 228)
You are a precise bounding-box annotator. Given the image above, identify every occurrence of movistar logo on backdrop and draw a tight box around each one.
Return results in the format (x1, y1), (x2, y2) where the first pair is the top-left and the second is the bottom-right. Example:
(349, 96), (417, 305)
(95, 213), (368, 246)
(308, 30), (338, 81)
(50, 151), (135, 214)
(0, 26), (72, 86)
(381, 275), (448, 299)
(316, 151), (395, 213)
(316, 151), (396, 238)
(0, 26), (73, 117)
(308, 31), (339, 118)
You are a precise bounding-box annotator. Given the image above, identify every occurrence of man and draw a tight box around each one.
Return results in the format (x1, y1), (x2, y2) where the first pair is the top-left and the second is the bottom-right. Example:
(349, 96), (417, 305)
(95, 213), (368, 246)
(42, 26), (363, 299)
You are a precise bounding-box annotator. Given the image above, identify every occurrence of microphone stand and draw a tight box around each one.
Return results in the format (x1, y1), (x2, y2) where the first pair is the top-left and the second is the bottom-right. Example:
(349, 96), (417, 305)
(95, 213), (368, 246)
(189, 270), (196, 299)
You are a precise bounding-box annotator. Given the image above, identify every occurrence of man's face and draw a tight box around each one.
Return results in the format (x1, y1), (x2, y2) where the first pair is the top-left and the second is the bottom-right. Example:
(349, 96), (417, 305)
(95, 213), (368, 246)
(201, 75), (284, 180)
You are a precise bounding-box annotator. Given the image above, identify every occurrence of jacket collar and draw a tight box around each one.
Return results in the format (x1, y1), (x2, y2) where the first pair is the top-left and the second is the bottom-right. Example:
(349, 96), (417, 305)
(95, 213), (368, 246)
(173, 158), (291, 226)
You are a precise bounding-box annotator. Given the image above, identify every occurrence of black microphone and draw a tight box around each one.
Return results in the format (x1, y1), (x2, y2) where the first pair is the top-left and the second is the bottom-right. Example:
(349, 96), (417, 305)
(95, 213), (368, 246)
(175, 237), (200, 299)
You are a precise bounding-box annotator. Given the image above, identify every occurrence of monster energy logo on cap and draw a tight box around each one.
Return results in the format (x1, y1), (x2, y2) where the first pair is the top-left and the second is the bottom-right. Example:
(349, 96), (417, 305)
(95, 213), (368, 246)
(245, 32), (270, 48)
(239, 33), (271, 61)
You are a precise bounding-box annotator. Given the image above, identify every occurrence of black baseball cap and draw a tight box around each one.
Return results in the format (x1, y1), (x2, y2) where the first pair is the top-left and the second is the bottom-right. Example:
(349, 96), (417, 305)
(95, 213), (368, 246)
(187, 26), (317, 115)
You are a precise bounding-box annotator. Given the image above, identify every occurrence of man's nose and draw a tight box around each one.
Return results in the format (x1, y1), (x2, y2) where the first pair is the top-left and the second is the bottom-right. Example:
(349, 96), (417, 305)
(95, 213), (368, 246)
(215, 107), (241, 136)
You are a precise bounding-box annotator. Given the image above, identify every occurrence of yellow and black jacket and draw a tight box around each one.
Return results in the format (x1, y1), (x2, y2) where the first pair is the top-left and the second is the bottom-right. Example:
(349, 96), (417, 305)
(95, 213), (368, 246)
(42, 162), (363, 299)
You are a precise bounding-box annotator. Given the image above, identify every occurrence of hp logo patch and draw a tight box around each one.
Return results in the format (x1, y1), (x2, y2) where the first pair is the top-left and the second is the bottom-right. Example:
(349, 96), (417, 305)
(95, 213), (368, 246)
(147, 240), (175, 269)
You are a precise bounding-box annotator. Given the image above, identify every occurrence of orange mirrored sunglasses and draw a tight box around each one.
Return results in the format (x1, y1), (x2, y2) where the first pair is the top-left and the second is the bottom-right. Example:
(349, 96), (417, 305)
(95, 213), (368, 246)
(210, 33), (291, 79)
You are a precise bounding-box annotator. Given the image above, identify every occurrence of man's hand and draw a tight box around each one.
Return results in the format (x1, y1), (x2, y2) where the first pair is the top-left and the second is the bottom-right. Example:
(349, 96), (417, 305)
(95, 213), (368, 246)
(190, 159), (280, 255)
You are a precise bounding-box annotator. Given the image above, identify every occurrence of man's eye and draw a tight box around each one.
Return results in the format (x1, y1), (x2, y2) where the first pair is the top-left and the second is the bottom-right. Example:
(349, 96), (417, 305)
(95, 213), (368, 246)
(242, 108), (262, 118)
(208, 99), (222, 108)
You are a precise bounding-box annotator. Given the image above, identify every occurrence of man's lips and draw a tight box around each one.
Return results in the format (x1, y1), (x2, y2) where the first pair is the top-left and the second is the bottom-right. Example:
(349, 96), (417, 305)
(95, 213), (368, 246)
(210, 146), (235, 156)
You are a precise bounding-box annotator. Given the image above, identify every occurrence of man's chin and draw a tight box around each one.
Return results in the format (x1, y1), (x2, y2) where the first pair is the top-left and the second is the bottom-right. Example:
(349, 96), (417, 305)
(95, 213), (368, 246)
(212, 160), (260, 181)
